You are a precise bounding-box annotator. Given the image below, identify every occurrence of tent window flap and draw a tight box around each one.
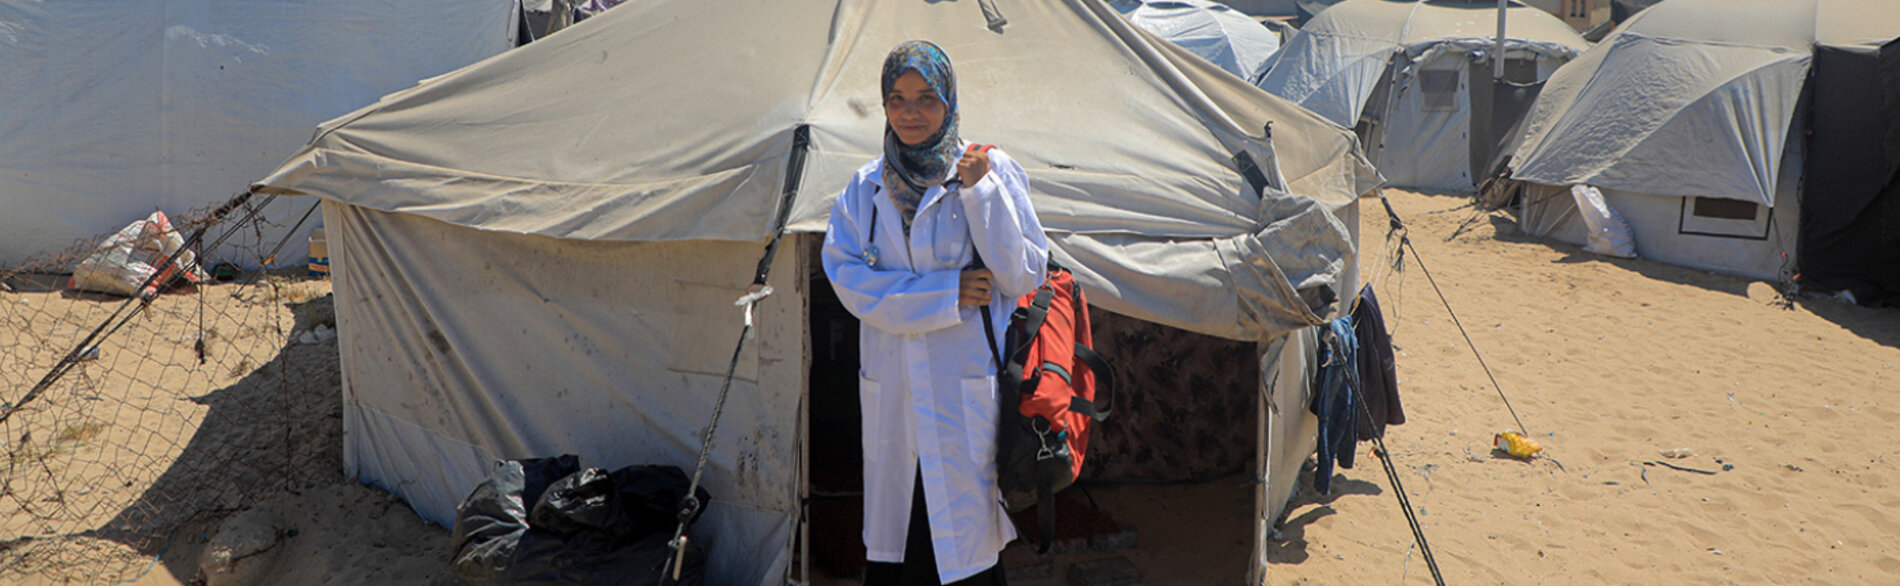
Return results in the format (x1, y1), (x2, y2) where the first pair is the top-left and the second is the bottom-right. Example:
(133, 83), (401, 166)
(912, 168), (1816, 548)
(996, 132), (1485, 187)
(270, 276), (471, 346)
(1419, 69), (1461, 112)
(1679, 197), (1772, 240)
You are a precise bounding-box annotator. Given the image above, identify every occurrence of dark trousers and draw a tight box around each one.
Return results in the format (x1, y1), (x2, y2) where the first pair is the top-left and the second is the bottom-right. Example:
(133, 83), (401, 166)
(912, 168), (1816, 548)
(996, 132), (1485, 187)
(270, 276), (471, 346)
(863, 470), (1007, 586)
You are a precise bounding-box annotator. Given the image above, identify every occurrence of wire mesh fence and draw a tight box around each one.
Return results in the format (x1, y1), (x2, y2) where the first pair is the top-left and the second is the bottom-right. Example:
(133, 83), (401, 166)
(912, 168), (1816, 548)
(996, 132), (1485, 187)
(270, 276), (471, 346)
(1, 193), (341, 582)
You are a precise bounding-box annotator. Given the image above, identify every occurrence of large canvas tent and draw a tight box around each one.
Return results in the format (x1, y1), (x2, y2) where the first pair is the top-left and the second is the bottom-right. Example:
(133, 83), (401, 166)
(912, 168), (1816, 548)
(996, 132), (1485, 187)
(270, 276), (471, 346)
(0, 0), (517, 268)
(250, 0), (1378, 583)
(1508, 0), (1900, 295)
(1255, 0), (1587, 191)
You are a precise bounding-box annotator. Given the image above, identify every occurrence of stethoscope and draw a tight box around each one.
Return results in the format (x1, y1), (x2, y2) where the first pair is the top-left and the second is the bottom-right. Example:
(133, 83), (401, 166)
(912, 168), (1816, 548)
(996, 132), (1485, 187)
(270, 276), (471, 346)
(863, 186), (883, 266)
(862, 178), (958, 268)
(862, 186), (884, 266)
(862, 144), (992, 268)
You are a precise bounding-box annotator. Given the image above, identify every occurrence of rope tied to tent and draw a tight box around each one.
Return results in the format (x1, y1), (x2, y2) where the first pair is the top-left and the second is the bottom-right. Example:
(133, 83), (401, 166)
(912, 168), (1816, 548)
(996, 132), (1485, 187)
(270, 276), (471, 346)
(1342, 208), (1446, 586)
(662, 124), (810, 582)
(663, 283), (774, 581)
(1379, 194), (1533, 437)
(1322, 191), (1552, 586)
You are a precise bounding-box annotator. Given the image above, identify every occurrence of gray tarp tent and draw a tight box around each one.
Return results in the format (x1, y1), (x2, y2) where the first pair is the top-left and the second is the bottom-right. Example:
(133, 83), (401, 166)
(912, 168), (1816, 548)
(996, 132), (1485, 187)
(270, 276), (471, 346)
(252, 0), (1378, 583)
(1509, 0), (1900, 288)
(1255, 0), (1586, 192)
(0, 0), (516, 268)
(1112, 0), (1284, 81)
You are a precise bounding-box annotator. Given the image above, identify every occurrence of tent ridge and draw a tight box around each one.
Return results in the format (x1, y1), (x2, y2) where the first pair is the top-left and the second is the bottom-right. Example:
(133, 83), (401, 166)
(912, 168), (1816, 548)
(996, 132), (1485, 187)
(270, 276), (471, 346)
(1622, 31), (1812, 55)
(804, 0), (859, 121)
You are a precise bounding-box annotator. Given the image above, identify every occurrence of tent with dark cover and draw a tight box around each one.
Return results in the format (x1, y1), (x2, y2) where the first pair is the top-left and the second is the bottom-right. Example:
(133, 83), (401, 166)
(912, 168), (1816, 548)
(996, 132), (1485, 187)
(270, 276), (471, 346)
(1799, 38), (1900, 304)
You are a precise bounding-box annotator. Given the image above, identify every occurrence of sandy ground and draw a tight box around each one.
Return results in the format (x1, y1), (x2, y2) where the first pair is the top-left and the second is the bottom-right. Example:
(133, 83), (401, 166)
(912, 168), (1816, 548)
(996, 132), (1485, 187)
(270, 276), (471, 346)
(1, 275), (450, 586)
(1269, 189), (1900, 585)
(5, 187), (1896, 584)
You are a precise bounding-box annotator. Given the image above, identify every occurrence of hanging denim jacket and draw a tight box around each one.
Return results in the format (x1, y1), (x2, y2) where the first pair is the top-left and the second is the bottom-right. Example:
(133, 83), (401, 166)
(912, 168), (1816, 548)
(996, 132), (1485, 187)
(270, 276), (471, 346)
(1309, 317), (1360, 495)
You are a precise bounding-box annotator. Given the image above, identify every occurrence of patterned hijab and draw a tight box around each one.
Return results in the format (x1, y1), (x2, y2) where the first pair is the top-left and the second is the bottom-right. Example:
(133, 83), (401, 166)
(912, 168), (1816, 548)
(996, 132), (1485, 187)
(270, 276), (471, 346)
(880, 40), (960, 235)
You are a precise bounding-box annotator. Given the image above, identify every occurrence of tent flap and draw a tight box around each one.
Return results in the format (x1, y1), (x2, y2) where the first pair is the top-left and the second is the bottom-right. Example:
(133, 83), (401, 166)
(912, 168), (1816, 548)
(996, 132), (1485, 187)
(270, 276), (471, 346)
(1798, 40), (1900, 298)
(328, 202), (806, 586)
(1224, 187), (1352, 334)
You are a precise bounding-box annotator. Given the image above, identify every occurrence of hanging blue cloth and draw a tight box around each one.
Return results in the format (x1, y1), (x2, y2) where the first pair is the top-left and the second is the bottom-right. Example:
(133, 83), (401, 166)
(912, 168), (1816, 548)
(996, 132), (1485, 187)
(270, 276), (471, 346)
(1310, 316), (1360, 495)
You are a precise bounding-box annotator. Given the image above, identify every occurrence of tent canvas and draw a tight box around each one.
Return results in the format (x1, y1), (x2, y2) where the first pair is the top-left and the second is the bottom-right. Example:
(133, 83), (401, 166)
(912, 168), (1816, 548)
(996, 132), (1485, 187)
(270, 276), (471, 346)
(251, 0), (1378, 583)
(1255, 0), (1587, 192)
(0, 0), (517, 268)
(1113, 0), (1284, 82)
(1508, 0), (1900, 290)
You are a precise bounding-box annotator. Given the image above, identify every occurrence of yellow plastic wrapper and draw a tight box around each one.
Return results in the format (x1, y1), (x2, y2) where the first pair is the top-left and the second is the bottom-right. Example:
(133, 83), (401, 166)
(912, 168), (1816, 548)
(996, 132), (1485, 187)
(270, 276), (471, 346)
(1494, 431), (1543, 459)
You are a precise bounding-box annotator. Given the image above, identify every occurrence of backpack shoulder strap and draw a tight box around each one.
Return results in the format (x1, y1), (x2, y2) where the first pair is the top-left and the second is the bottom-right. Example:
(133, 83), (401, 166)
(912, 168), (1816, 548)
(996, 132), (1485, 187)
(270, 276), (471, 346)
(979, 310), (1011, 395)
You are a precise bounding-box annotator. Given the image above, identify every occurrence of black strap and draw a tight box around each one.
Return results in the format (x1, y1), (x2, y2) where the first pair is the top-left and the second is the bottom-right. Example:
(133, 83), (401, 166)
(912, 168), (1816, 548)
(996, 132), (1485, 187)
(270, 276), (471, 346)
(1009, 289), (1054, 373)
(980, 309), (1009, 395)
(864, 189), (879, 264)
(1066, 279), (1114, 420)
(1232, 149), (1272, 199)
(753, 125), (810, 286)
(1037, 449), (1059, 554)
(1021, 289), (1054, 336)
(1069, 345), (1114, 421)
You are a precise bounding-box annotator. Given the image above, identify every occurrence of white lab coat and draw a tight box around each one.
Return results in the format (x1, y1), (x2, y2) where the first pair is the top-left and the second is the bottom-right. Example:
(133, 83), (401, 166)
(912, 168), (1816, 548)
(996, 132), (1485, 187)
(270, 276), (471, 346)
(821, 144), (1049, 582)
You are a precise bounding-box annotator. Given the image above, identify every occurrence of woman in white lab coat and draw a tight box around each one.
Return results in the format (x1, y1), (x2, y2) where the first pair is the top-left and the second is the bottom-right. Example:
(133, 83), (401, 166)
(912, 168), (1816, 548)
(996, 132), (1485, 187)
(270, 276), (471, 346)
(821, 40), (1049, 586)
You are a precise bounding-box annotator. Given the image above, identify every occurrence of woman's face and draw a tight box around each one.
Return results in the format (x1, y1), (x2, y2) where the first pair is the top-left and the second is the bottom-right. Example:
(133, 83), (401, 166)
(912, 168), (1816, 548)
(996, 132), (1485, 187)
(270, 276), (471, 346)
(885, 71), (946, 146)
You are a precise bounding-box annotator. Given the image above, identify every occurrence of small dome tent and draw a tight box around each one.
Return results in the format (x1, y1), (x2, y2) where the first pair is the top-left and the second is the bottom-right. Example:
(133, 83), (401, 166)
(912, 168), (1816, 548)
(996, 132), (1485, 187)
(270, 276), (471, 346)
(1112, 0), (1284, 81)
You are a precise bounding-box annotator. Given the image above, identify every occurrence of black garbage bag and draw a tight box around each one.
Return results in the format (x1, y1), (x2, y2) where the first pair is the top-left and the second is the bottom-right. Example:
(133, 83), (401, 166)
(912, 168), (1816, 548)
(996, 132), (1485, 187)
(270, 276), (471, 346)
(503, 527), (706, 585)
(449, 456), (711, 585)
(532, 467), (619, 535)
(450, 455), (581, 583)
(611, 465), (710, 539)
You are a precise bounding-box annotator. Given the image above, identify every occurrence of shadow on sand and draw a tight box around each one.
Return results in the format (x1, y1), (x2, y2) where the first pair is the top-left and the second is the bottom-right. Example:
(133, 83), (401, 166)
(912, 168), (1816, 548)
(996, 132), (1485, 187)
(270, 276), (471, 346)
(1795, 296), (1900, 350)
(1521, 218), (1899, 349)
(1265, 460), (1385, 565)
(1409, 202), (1900, 350)
(76, 294), (344, 583)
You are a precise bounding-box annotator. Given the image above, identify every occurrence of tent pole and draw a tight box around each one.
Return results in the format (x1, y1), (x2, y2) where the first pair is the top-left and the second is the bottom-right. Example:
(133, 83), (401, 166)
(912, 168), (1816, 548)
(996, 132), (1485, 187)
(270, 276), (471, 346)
(1251, 339), (1271, 585)
(1494, 0), (1509, 79)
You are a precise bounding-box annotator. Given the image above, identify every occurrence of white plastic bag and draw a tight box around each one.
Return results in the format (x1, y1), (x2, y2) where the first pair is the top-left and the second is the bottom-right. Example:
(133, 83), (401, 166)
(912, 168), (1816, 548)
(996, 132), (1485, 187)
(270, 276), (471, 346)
(69, 211), (208, 298)
(1569, 185), (1637, 258)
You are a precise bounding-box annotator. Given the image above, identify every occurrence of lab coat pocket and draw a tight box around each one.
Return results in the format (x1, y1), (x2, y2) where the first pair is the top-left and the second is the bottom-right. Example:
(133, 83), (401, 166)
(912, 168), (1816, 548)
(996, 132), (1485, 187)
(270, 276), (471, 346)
(931, 207), (972, 268)
(960, 375), (1000, 470)
(859, 374), (890, 454)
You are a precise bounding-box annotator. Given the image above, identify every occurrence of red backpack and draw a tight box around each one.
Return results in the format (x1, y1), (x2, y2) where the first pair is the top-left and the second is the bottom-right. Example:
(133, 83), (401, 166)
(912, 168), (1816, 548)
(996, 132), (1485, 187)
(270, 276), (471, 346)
(980, 261), (1115, 554)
